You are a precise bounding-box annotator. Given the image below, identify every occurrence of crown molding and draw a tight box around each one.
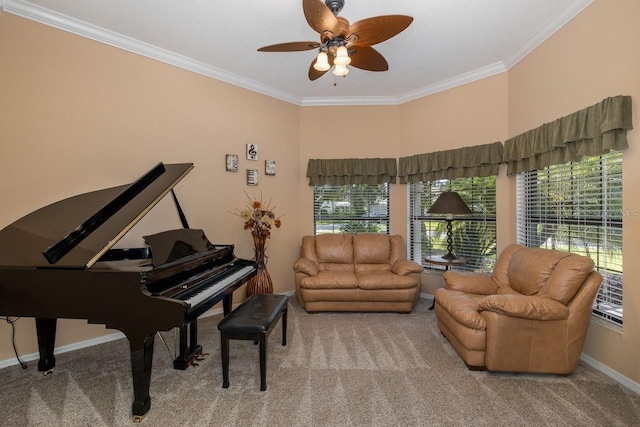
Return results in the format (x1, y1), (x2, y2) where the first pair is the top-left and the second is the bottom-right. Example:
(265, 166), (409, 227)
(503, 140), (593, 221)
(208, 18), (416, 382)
(397, 62), (508, 104)
(301, 95), (400, 107)
(503, 0), (593, 69)
(2, 0), (303, 105)
(3, 0), (594, 107)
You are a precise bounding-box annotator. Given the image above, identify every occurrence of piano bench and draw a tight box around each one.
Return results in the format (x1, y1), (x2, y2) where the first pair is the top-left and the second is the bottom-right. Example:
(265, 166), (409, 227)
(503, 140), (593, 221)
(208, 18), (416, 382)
(217, 294), (288, 391)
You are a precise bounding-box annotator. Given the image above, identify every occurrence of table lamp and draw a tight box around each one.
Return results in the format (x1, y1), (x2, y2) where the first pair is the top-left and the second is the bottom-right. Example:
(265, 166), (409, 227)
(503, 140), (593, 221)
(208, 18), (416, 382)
(427, 191), (472, 259)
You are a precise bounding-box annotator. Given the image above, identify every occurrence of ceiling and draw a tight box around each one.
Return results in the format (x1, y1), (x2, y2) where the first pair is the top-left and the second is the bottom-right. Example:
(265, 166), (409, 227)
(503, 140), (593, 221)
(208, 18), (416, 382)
(3, 0), (593, 106)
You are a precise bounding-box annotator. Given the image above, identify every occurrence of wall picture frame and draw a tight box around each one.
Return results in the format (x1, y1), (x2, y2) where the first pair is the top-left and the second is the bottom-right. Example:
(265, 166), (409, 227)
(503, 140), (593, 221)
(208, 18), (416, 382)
(265, 160), (276, 175)
(247, 169), (258, 185)
(225, 154), (239, 172)
(246, 144), (258, 160)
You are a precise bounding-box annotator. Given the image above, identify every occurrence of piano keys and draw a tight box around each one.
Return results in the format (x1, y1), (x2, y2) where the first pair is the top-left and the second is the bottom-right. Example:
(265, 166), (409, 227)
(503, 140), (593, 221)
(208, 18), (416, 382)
(0, 162), (257, 422)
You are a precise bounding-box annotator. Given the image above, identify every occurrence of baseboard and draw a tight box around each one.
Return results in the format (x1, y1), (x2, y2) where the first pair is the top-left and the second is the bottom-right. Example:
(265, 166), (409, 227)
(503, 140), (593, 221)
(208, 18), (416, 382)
(2, 291), (637, 397)
(0, 291), (298, 370)
(580, 353), (640, 394)
(420, 293), (435, 303)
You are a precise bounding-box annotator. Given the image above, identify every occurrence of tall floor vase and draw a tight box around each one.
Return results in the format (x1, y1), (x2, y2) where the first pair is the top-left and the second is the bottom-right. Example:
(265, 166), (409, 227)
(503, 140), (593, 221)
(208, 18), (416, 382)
(246, 232), (273, 296)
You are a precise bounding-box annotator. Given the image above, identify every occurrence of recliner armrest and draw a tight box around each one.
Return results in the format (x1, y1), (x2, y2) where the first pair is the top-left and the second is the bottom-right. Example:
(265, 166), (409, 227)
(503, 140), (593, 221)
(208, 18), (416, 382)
(293, 258), (319, 276)
(443, 271), (497, 295)
(391, 259), (423, 276)
(479, 294), (569, 320)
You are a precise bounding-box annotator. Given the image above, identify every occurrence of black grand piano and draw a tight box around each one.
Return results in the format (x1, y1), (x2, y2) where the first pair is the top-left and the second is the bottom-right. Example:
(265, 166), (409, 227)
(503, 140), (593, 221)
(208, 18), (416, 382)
(0, 162), (257, 421)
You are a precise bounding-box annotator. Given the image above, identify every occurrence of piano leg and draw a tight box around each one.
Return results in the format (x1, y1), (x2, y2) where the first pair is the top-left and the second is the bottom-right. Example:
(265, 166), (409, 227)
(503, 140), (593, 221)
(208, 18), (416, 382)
(35, 317), (57, 373)
(130, 335), (154, 421)
(223, 293), (233, 315)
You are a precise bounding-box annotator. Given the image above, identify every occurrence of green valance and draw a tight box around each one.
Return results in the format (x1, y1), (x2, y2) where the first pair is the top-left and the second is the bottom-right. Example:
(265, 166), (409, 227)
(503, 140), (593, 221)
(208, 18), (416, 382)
(503, 95), (633, 175)
(306, 158), (397, 186)
(398, 141), (503, 184)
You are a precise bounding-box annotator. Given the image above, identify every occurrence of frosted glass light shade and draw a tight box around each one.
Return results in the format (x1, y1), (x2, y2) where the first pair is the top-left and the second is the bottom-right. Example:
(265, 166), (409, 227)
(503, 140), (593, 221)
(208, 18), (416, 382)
(333, 46), (351, 66)
(333, 64), (349, 76)
(313, 52), (330, 71)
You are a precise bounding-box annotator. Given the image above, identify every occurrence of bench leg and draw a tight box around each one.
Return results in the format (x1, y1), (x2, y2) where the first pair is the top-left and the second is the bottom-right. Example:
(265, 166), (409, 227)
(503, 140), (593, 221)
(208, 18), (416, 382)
(259, 335), (267, 391)
(221, 334), (230, 388)
(282, 307), (287, 346)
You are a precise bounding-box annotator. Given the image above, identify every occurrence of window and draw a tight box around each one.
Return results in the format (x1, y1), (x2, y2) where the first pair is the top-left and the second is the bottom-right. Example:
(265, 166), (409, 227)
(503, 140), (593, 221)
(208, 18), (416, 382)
(313, 184), (390, 234)
(516, 152), (623, 327)
(408, 177), (497, 272)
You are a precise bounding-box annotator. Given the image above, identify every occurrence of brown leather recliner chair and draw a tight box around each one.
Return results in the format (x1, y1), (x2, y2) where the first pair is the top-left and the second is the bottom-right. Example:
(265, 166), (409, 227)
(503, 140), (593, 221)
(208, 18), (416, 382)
(434, 244), (602, 374)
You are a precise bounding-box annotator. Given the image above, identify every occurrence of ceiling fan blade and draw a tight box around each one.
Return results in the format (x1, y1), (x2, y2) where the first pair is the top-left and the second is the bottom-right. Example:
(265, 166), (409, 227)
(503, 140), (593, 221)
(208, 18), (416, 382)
(348, 15), (413, 47)
(303, 0), (341, 39)
(349, 46), (388, 71)
(308, 58), (331, 81)
(258, 41), (320, 52)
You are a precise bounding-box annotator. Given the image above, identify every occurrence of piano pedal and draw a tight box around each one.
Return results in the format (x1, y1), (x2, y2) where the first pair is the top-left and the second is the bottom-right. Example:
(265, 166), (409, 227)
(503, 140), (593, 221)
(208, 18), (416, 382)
(42, 368), (54, 376)
(133, 414), (146, 423)
(200, 352), (210, 357)
(191, 362), (199, 367)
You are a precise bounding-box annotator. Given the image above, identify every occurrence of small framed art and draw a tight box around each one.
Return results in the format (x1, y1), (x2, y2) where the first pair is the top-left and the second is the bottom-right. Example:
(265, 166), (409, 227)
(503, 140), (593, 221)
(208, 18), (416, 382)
(225, 154), (239, 172)
(247, 169), (258, 185)
(265, 160), (276, 176)
(246, 144), (258, 160)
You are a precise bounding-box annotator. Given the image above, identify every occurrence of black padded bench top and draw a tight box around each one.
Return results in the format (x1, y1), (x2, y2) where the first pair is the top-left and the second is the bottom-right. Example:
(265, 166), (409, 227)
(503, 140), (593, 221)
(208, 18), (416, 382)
(218, 294), (289, 334)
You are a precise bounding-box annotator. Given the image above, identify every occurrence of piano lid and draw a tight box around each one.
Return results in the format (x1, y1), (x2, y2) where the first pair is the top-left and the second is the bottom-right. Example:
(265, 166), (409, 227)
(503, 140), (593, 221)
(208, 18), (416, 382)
(0, 163), (194, 269)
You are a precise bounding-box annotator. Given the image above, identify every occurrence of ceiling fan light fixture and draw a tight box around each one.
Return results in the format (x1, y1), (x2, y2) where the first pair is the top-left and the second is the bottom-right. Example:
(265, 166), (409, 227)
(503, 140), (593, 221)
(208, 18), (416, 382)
(333, 45), (351, 66)
(313, 51), (331, 71)
(333, 64), (349, 77)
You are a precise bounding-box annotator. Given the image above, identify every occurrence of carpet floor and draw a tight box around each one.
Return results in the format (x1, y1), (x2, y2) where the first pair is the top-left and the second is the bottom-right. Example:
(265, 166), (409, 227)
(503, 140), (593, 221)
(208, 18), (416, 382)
(0, 298), (638, 426)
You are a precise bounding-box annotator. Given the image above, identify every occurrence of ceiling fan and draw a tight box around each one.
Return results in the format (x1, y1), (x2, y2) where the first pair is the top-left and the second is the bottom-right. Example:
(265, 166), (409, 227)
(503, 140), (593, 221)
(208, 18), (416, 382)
(257, 0), (413, 80)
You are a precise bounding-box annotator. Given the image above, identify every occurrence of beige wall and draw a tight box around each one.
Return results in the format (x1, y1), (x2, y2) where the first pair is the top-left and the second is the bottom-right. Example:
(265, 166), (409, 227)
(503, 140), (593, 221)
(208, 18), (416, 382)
(1, 0), (640, 385)
(398, 75), (511, 295)
(507, 0), (640, 383)
(298, 105), (400, 235)
(0, 13), (301, 361)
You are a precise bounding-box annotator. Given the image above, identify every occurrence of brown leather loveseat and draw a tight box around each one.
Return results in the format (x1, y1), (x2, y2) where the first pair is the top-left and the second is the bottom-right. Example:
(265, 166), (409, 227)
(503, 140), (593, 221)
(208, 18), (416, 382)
(293, 233), (423, 313)
(434, 244), (602, 374)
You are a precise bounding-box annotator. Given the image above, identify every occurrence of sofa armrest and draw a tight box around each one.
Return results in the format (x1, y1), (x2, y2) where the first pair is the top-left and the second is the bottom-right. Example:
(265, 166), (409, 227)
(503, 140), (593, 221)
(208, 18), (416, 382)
(293, 258), (319, 276)
(391, 259), (424, 276)
(443, 271), (497, 295)
(479, 294), (569, 320)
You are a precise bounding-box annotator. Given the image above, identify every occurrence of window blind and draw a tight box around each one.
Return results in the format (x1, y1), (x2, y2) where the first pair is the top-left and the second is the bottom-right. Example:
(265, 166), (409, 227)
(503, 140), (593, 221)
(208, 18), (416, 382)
(408, 177), (497, 272)
(313, 184), (390, 235)
(516, 152), (623, 327)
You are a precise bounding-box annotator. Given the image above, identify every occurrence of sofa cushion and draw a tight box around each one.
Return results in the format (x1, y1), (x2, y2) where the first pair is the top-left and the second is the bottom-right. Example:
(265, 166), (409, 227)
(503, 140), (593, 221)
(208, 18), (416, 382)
(392, 259), (424, 276)
(434, 289), (486, 330)
(315, 234), (353, 265)
(479, 294), (570, 320)
(353, 233), (391, 264)
(299, 271), (358, 289)
(538, 255), (595, 304)
(356, 271), (417, 290)
(507, 248), (571, 295)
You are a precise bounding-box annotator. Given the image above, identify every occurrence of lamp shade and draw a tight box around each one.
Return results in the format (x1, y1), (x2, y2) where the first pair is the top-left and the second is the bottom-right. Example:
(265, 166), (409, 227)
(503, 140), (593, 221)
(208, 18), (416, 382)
(313, 52), (330, 71)
(333, 64), (349, 77)
(427, 191), (472, 215)
(333, 46), (351, 66)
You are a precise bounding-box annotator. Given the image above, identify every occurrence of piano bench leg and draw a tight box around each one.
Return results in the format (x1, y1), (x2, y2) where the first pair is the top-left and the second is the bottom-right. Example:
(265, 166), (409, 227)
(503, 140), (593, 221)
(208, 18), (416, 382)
(259, 335), (267, 391)
(221, 334), (230, 388)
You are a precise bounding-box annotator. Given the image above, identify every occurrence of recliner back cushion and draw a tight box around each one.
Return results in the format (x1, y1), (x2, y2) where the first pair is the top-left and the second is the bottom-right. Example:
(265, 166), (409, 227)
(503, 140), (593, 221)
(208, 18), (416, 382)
(507, 248), (570, 295)
(492, 244), (526, 289)
(353, 234), (391, 265)
(315, 234), (353, 265)
(538, 254), (594, 304)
